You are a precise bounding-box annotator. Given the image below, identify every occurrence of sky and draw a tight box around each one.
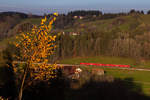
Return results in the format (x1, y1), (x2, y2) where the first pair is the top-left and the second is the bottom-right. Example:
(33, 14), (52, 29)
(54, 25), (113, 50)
(0, 0), (150, 15)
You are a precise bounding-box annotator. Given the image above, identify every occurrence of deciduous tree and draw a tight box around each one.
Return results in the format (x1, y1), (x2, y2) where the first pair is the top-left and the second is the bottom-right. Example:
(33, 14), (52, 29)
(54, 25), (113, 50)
(14, 13), (58, 100)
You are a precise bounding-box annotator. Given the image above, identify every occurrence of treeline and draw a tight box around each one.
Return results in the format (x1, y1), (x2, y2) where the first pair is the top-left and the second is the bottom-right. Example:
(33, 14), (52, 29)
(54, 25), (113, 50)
(53, 9), (146, 29)
(53, 14), (74, 29)
(53, 28), (150, 60)
(68, 10), (102, 16)
(53, 10), (102, 29)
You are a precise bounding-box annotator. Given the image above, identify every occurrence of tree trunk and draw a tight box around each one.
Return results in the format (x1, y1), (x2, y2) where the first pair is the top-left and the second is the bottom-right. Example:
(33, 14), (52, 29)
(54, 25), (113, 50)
(18, 64), (29, 100)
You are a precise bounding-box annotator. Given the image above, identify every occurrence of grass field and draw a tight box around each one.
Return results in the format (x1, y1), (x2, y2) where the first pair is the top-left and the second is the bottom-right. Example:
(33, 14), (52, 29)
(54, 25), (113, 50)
(59, 56), (150, 95)
(59, 56), (150, 69)
(103, 68), (150, 96)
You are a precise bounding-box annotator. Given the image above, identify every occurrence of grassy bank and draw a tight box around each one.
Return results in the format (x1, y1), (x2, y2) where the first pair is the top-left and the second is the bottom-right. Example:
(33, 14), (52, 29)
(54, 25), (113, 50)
(59, 56), (150, 69)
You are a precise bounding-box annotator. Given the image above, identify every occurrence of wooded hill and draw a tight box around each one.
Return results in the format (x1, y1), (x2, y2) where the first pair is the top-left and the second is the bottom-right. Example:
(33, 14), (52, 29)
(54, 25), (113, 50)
(1, 10), (150, 60)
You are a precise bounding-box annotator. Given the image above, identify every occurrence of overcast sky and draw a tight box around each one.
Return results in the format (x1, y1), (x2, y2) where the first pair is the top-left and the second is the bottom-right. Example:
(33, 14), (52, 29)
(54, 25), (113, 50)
(1, 0), (150, 15)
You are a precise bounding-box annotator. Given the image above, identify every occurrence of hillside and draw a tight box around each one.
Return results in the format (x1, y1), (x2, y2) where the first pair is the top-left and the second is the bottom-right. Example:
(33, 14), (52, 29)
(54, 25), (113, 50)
(1, 13), (150, 59)
(61, 14), (150, 33)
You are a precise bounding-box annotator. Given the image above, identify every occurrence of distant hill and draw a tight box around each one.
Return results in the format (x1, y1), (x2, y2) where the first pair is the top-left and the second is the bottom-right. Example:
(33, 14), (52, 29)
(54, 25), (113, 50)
(0, 11), (43, 41)
(0, 12), (28, 19)
(0, 11), (42, 20)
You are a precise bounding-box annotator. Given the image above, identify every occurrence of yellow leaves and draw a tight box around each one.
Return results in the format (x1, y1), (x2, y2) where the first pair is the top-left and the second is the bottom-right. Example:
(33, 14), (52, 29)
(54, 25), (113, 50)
(16, 36), (19, 39)
(54, 45), (57, 48)
(54, 12), (58, 16)
(53, 17), (56, 21)
(41, 31), (44, 36)
(48, 23), (52, 31)
(45, 32), (47, 35)
(53, 35), (56, 40)
(41, 16), (47, 24)
(14, 13), (58, 81)
(34, 63), (58, 80)
(15, 43), (19, 47)
(36, 58), (41, 62)
(49, 20), (54, 25)
(22, 34), (25, 38)
(48, 35), (56, 41)
(13, 67), (17, 73)
(27, 32), (30, 35)
(28, 38), (31, 43)
(44, 59), (48, 63)
(47, 13), (58, 31)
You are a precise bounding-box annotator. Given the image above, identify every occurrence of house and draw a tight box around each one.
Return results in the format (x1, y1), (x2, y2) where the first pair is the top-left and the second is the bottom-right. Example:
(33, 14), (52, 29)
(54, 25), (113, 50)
(91, 68), (104, 76)
(74, 16), (78, 19)
(79, 16), (83, 19)
(73, 16), (84, 19)
(62, 66), (83, 79)
(69, 32), (80, 36)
